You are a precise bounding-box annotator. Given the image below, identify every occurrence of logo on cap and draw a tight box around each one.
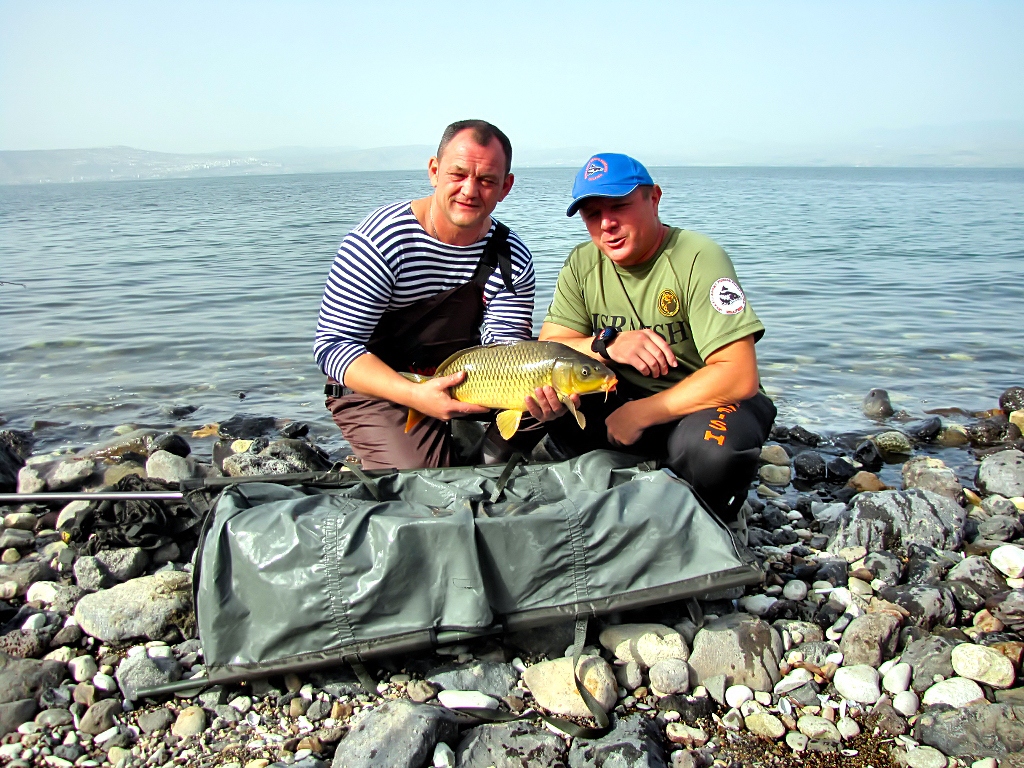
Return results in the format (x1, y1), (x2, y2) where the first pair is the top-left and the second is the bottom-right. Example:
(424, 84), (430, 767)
(584, 157), (608, 181)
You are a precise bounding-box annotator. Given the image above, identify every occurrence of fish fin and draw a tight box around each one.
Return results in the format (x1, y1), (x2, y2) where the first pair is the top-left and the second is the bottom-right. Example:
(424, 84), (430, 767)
(398, 372), (432, 383)
(563, 396), (586, 430)
(495, 410), (523, 440)
(405, 409), (426, 433)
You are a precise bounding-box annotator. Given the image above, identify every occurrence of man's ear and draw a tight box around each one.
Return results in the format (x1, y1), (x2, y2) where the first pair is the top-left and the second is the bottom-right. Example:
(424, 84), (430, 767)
(427, 156), (440, 188)
(498, 172), (515, 202)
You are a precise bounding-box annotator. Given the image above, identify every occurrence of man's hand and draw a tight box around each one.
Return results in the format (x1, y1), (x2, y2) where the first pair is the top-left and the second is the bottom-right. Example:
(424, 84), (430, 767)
(606, 401), (646, 446)
(605, 329), (678, 377)
(409, 371), (489, 421)
(524, 386), (580, 422)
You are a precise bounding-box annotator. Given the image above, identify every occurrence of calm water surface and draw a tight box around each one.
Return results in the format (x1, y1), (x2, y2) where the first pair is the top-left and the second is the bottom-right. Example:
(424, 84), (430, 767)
(2, 167), (1022, 458)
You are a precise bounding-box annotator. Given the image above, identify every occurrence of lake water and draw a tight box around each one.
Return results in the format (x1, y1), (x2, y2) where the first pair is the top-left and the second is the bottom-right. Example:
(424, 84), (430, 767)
(2, 167), (1022, 460)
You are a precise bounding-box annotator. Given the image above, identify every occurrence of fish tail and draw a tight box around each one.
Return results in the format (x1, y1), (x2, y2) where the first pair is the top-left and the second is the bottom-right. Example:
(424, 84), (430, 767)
(405, 409), (426, 433)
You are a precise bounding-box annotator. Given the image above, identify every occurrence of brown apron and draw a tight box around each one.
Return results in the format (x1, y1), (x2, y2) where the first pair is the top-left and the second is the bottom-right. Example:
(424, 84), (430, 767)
(325, 222), (516, 470)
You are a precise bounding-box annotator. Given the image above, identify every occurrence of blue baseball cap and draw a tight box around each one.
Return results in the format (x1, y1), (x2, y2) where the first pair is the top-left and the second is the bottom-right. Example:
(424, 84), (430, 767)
(566, 153), (654, 216)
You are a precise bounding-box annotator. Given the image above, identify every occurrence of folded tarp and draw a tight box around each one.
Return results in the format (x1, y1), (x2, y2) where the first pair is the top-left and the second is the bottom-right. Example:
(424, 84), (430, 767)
(194, 450), (761, 684)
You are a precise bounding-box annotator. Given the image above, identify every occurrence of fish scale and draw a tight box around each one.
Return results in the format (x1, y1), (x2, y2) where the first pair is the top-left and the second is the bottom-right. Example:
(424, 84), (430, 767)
(438, 342), (564, 410)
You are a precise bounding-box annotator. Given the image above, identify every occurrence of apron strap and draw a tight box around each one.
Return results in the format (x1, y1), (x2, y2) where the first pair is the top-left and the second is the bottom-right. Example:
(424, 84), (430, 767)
(472, 221), (516, 294)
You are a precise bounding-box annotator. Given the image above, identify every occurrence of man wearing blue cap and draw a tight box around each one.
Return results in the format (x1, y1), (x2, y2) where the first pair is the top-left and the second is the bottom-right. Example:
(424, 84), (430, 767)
(539, 154), (776, 523)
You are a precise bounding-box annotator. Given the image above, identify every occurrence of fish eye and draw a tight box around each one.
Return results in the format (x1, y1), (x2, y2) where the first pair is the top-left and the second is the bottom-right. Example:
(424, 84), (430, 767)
(581, 366), (591, 376)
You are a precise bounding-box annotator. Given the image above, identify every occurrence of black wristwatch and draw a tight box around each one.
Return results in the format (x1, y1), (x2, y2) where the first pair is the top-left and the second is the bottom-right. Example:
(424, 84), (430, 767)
(591, 326), (619, 361)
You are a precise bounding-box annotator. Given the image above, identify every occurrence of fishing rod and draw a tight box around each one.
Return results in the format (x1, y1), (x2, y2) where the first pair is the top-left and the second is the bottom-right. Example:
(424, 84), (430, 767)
(0, 492), (184, 502)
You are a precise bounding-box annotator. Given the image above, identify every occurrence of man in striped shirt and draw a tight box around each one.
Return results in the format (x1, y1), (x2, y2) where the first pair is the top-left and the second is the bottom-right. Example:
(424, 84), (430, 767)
(314, 120), (567, 469)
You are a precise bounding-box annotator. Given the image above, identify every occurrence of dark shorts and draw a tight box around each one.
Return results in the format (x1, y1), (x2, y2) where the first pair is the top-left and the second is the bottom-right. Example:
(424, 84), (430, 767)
(545, 390), (777, 521)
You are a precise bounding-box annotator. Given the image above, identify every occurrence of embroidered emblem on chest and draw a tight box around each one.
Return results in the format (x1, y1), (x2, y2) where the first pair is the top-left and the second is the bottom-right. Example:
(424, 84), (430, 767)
(658, 289), (680, 317)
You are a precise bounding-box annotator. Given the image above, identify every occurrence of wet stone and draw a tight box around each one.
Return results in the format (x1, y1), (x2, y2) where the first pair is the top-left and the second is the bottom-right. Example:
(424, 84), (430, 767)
(921, 677), (986, 707)
(913, 702), (1024, 757)
(567, 714), (665, 768)
(427, 661), (517, 699)
(455, 722), (566, 768)
(946, 556), (1008, 598)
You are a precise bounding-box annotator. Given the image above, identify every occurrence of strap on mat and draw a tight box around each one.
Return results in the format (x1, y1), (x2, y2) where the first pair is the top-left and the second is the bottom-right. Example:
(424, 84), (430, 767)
(451, 615), (611, 739)
(346, 464), (381, 501)
(488, 452), (525, 503)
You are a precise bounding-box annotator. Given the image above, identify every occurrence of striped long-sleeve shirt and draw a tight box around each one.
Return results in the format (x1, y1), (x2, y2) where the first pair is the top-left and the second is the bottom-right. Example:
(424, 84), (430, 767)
(314, 201), (536, 385)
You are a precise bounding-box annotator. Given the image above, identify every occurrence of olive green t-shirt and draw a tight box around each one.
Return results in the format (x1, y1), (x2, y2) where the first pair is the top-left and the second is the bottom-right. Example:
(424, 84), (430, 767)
(544, 227), (764, 395)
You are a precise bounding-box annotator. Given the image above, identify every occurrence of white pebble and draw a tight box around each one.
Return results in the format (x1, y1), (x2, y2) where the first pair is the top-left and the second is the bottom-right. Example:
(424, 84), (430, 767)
(92, 673), (117, 692)
(436, 690), (499, 710)
(68, 655), (98, 683)
(882, 662), (912, 695)
(146, 646), (172, 658)
(832, 665), (881, 704)
(893, 690), (920, 717)
(783, 580), (808, 601)
(837, 716), (860, 740)
(991, 545), (1024, 578)
(22, 613), (46, 631)
(229, 696), (252, 713)
(725, 684), (754, 709)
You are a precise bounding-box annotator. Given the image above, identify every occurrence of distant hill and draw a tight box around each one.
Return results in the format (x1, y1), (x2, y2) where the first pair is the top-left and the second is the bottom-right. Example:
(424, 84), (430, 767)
(0, 145), (437, 185)
(2, 121), (1022, 185)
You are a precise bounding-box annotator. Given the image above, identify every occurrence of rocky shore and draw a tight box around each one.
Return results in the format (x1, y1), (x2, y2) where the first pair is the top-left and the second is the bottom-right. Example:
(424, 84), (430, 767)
(0, 386), (1023, 768)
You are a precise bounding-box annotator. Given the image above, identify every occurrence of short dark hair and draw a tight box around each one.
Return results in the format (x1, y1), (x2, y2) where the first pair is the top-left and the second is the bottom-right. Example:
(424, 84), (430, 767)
(437, 120), (512, 176)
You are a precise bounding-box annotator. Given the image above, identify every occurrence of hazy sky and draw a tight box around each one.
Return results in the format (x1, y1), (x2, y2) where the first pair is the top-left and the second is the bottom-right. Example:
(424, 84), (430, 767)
(2, 1), (1023, 157)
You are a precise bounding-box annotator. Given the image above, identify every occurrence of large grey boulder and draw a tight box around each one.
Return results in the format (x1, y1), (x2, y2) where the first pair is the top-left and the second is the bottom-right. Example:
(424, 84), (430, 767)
(222, 453), (293, 477)
(115, 652), (182, 700)
(145, 451), (193, 484)
(902, 457), (962, 500)
(913, 702), (1024, 757)
(0, 560), (57, 597)
(261, 439), (332, 472)
(568, 714), (667, 768)
(456, 722), (567, 768)
(902, 635), (959, 693)
(0, 444), (22, 494)
(839, 612), (901, 667)
(687, 613), (782, 692)
(427, 662), (518, 699)
(74, 571), (193, 642)
(876, 585), (957, 629)
(977, 450), (1024, 498)
(826, 489), (967, 555)
(0, 653), (66, 705)
(946, 556), (1008, 598)
(95, 547), (149, 581)
(48, 459), (96, 491)
(329, 700), (460, 768)
(0, 699), (37, 737)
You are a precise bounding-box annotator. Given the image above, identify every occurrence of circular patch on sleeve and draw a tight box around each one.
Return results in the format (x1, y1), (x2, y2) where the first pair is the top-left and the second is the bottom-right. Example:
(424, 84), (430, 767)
(709, 278), (746, 315)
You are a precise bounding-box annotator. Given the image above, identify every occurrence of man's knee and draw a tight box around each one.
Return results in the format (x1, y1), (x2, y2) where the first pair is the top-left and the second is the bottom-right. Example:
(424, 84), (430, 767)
(667, 431), (759, 489)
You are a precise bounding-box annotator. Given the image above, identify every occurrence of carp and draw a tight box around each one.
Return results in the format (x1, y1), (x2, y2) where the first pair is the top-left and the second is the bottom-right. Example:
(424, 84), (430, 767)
(404, 341), (617, 439)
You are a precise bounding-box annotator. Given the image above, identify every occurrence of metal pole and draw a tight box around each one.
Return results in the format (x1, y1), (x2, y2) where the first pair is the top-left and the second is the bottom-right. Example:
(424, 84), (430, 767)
(0, 492), (185, 503)
(134, 676), (209, 699)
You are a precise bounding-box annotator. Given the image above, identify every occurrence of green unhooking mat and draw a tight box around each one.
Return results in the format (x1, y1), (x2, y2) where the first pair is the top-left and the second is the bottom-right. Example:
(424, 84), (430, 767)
(193, 450), (761, 683)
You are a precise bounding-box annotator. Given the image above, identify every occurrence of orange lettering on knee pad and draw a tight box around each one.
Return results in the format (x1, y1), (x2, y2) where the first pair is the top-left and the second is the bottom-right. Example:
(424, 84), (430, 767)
(703, 430), (725, 446)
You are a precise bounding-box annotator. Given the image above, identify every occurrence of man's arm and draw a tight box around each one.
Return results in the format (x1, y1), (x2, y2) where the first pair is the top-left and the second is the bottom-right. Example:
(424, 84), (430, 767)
(605, 335), (760, 445)
(538, 322), (678, 378)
